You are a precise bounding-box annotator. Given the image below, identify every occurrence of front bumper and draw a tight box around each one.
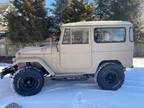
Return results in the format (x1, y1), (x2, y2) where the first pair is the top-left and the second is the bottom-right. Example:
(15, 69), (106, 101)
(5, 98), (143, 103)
(0, 66), (16, 79)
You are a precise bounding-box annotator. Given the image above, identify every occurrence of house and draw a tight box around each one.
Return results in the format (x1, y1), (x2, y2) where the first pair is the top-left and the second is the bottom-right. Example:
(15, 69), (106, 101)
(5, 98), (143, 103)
(0, 3), (10, 56)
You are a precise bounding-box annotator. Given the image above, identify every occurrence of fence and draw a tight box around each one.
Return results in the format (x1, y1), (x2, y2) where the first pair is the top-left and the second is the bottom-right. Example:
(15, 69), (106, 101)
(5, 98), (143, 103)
(0, 44), (22, 56)
(0, 38), (52, 57)
(0, 42), (144, 57)
(134, 43), (144, 57)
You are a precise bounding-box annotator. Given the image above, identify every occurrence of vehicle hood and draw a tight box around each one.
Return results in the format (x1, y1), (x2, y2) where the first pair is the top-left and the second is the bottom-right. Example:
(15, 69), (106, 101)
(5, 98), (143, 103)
(16, 45), (52, 57)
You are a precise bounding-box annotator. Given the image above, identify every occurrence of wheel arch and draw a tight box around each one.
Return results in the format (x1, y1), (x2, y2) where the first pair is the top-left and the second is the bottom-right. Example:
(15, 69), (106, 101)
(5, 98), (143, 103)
(13, 57), (55, 76)
(97, 60), (123, 71)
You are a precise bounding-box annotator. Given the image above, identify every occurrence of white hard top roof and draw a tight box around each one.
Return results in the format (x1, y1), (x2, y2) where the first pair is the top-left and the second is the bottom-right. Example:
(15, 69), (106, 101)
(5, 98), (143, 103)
(62, 21), (132, 27)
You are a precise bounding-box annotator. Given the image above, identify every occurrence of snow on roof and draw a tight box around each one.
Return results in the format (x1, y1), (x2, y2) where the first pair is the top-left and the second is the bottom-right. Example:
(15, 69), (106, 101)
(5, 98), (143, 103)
(0, 3), (10, 11)
(62, 21), (132, 27)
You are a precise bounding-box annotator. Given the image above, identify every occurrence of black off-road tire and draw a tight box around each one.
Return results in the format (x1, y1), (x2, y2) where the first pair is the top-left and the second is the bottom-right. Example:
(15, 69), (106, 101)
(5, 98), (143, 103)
(13, 66), (44, 96)
(95, 62), (125, 90)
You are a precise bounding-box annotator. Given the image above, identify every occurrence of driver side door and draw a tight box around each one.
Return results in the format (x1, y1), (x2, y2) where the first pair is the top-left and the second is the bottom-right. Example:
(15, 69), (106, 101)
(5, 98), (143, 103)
(59, 27), (92, 72)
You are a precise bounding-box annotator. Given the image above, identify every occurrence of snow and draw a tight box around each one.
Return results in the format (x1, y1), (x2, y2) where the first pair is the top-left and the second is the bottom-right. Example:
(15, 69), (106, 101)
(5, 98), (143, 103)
(133, 58), (144, 67)
(0, 58), (144, 108)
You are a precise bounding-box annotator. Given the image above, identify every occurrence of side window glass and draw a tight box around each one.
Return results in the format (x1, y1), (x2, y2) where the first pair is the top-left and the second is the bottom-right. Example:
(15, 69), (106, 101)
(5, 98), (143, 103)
(62, 28), (89, 44)
(94, 28), (125, 43)
(63, 29), (71, 44)
(71, 28), (89, 44)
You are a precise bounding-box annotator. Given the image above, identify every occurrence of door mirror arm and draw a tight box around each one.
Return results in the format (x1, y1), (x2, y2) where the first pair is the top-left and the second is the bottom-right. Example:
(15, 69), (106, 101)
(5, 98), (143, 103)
(56, 42), (60, 52)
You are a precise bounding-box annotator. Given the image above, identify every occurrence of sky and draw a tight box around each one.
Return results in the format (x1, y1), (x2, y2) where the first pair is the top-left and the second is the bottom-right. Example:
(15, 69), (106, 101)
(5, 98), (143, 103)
(0, 0), (9, 3)
(0, 0), (54, 8)
(46, 0), (54, 9)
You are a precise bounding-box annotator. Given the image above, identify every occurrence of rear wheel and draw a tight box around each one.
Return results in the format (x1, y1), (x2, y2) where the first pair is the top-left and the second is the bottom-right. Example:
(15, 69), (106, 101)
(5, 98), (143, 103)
(95, 63), (125, 90)
(13, 67), (44, 96)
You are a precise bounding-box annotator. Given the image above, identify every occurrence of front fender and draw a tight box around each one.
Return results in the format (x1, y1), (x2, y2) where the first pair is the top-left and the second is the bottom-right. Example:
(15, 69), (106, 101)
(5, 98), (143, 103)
(13, 57), (55, 76)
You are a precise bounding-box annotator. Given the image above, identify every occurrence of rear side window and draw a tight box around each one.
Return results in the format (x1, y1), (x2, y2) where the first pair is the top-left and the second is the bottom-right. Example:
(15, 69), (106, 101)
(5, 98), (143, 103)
(63, 28), (89, 44)
(129, 27), (134, 42)
(94, 28), (126, 43)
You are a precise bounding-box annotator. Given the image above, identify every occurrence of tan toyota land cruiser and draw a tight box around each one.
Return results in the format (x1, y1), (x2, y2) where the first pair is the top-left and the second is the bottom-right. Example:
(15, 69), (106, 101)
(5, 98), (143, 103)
(0, 21), (134, 96)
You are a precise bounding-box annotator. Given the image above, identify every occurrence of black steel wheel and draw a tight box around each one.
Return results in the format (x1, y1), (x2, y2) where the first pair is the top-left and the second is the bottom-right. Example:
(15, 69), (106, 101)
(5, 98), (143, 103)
(95, 63), (125, 90)
(13, 67), (44, 96)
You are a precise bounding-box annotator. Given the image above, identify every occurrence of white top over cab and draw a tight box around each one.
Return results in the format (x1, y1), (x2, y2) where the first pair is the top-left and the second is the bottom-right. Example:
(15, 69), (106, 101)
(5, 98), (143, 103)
(62, 21), (132, 27)
(57, 21), (133, 74)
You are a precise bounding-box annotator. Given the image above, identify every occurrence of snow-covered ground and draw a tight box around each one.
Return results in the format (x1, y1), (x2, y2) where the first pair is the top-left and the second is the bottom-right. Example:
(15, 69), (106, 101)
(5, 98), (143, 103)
(0, 58), (144, 108)
(133, 58), (144, 67)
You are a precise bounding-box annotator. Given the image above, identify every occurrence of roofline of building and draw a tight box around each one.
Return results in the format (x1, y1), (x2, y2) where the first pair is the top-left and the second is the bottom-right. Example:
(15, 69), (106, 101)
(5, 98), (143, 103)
(0, 3), (10, 10)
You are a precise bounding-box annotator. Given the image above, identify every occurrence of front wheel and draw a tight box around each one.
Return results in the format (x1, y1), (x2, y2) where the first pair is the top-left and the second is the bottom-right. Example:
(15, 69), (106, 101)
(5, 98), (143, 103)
(95, 63), (125, 90)
(13, 67), (44, 96)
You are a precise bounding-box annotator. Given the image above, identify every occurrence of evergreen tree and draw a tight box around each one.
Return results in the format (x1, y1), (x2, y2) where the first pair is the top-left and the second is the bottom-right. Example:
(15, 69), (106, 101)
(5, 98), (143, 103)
(7, 0), (50, 44)
(53, 0), (69, 24)
(93, 0), (143, 42)
(52, 0), (93, 38)
(110, 0), (143, 42)
(93, 0), (112, 20)
(50, 0), (69, 38)
(62, 0), (93, 23)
